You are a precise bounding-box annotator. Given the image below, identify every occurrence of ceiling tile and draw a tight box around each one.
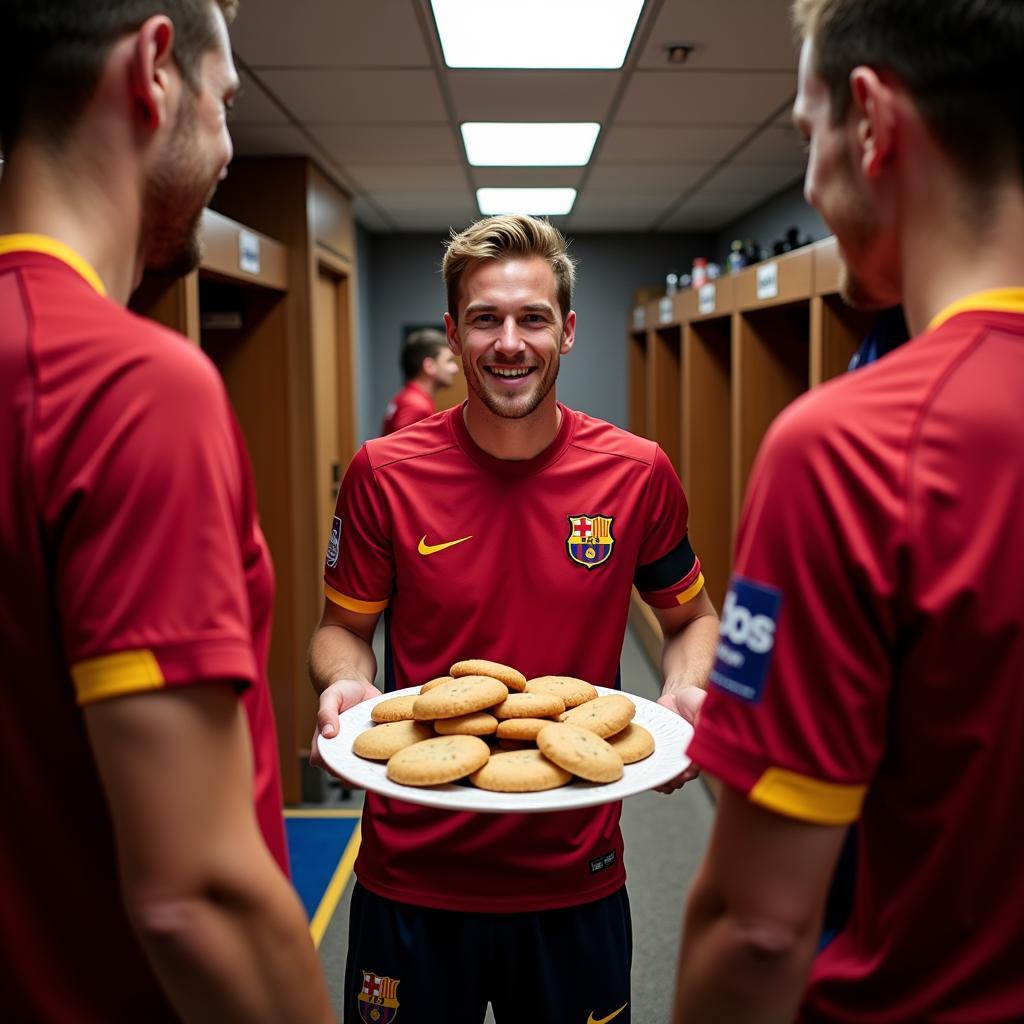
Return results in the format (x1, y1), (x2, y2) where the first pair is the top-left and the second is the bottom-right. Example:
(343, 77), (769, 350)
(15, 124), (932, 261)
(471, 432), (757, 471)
(637, 0), (799, 71)
(572, 190), (680, 217)
(616, 70), (795, 125)
(734, 123), (806, 163)
(229, 122), (318, 157)
(231, 0), (430, 68)
(231, 69), (289, 124)
(257, 70), (446, 123)
(585, 162), (713, 191)
(309, 124), (461, 164)
(448, 71), (619, 122)
(703, 162), (804, 193)
(472, 167), (584, 188)
(346, 163), (468, 192)
(599, 124), (751, 163)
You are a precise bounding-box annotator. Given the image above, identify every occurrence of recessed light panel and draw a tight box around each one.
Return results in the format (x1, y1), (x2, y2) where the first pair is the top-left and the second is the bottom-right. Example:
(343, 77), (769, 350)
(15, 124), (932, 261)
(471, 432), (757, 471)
(476, 188), (577, 216)
(431, 0), (644, 69)
(462, 122), (600, 167)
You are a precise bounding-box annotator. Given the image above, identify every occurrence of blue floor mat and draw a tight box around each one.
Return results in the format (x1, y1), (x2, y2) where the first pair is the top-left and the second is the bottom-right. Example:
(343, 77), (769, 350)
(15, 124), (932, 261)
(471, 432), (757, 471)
(285, 816), (358, 921)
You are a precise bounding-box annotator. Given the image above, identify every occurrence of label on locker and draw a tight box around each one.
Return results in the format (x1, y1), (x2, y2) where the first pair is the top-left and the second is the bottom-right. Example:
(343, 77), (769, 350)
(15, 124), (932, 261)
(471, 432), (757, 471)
(756, 262), (778, 300)
(633, 306), (645, 330)
(658, 296), (673, 324)
(698, 283), (716, 315)
(239, 229), (261, 275)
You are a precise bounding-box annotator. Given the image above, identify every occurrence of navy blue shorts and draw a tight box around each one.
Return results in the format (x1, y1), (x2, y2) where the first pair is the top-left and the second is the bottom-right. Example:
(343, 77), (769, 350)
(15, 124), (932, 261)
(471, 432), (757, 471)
(344, 882), (632, 1024)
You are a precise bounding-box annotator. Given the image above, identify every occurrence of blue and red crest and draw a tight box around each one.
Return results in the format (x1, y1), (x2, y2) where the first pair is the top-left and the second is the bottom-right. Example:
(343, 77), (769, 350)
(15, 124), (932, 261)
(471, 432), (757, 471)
(566, 514), (615, 570)
(358, 971), (400, 1024)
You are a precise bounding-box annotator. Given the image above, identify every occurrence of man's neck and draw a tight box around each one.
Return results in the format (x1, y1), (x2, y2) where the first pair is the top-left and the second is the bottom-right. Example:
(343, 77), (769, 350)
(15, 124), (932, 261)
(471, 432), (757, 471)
(0, 140), (143, 305)
(462, 392), (562, 461)
(900, 174), (1024, 335)
(411, 374), (435, 398)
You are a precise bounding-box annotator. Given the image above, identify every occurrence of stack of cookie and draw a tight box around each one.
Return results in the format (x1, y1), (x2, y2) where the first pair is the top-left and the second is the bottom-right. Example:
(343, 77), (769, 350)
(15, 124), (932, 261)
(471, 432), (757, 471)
(351, 659), (655, 793)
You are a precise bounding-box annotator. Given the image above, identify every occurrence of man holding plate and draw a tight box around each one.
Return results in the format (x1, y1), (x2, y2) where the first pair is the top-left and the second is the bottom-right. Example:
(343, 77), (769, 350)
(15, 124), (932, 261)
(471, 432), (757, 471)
(310, 214), (719, 1024)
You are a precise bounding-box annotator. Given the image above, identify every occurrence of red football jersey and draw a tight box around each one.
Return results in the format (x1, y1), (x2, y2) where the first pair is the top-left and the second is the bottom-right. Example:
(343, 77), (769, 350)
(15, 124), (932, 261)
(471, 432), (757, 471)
(326, 403), (704, 912)
(690, 293), (1024, 1021)
(0, 237), (286, 1022)
(381, 380), (436, 435)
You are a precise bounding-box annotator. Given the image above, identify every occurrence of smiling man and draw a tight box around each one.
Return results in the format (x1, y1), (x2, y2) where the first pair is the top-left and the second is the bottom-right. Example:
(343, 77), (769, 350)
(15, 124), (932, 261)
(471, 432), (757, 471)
(309, 214), (720, 1024)
(673, 1), (1024, 1022)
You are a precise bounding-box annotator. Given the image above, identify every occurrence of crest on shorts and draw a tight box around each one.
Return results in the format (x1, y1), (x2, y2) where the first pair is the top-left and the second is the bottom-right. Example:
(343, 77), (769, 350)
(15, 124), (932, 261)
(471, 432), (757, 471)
(566, 514), (615, 570)
(358, 971), (400, 1024)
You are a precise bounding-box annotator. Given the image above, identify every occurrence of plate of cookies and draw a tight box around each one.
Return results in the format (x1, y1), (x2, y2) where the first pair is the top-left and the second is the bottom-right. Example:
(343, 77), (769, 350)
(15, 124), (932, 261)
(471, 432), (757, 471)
(316, 659), (693, 813)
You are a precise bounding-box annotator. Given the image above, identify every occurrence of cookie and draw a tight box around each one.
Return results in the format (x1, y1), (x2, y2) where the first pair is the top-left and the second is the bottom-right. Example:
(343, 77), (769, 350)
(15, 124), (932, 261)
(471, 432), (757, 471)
(352, 720), (434, 761)
(450, 659), (527, 693)
(561, 693), (636, 738)
(419, 675), (456, 693)
(536, 723), (624, 783)
(524, 675), (599, 709)
(433, 712), (499, 736)
(495, 717), (557, 741)
(492, 692), (565, 720)
(606, 723), (655, 764)
(386, 735), (490, 786)
(370, 694), (419, 723)
(469, 749), (572, 793)
(412, 676), (508, 720)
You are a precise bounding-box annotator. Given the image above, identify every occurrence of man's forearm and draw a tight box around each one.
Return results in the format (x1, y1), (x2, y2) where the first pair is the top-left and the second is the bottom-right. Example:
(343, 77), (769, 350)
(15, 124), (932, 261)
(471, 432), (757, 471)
(661, 611), (719, 695)
(308, 621), (377, 695)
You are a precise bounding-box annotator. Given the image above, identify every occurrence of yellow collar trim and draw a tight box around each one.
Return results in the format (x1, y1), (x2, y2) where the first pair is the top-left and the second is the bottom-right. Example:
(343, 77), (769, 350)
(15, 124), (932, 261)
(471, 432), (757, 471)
(0, 233), (107, 297)
(929, 288), (1024, 332)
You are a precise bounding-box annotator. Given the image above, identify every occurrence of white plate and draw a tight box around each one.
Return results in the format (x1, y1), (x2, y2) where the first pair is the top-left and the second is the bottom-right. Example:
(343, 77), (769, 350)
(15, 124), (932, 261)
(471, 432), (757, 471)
(316, 685), (693, 814)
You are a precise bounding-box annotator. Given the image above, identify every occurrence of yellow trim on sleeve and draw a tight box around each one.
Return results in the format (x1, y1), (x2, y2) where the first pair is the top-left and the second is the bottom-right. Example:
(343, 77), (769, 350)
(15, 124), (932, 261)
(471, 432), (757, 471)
(324, 584), (388, 615)
(928, 288), (1024, 332)
(675, 572), (706, 605)
(749, 767), (866, 826)
(71, 649), (165, 705)
(0, 233), (107, 297)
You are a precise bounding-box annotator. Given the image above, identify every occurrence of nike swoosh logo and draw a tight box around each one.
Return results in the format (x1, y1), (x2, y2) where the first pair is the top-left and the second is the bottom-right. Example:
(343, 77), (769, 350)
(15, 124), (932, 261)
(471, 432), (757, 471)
(587, 1005), (628, 1024)
(418, 534), (473, 556)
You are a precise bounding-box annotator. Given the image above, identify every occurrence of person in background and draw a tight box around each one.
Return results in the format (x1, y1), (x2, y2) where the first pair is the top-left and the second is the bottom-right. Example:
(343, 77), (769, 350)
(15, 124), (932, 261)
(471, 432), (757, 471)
(381, 326), (460, 434)
(0, 2), (334, 1021)
(311, 214), (719, 1023)
(674, 0), (1024, 1021)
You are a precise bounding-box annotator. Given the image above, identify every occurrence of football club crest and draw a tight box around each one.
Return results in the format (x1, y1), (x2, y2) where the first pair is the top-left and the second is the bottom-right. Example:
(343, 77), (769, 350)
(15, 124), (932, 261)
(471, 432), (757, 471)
(567, 514), (615, 569)
(358, 971), (400, 1024)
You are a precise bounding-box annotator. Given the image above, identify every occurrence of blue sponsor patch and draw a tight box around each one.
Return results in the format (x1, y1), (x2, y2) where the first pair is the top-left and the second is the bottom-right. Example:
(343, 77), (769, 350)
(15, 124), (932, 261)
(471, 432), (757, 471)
(326, 516), (342, 568)
(709, 574), (782, 703)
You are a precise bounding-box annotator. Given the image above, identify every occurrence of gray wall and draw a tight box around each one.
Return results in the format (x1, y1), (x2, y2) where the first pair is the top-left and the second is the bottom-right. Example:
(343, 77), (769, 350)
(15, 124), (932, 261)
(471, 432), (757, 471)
(357, 231), (714, 442)
(354, 223), (376, 445)
(715, 181), (827, 264)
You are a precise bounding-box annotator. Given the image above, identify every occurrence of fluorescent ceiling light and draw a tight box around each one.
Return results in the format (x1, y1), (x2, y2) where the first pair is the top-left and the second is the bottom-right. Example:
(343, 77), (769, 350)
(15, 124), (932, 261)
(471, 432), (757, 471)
(431, 0), (644, 69)
(462, 122), (600, 167)
(477, 188), (577, 216)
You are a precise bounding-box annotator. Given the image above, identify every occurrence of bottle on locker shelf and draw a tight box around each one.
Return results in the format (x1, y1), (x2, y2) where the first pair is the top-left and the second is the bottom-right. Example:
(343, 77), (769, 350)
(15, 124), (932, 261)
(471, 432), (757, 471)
(691, 257), (708, 289)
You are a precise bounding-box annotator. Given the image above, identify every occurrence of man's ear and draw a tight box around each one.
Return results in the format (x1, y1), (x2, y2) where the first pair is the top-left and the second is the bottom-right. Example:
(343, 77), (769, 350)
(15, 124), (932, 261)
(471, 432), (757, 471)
(849, 66), (897, 180)
(130, 15), (176, 133)
(560, 310), (576, 356)
(444, 312), (462, 357)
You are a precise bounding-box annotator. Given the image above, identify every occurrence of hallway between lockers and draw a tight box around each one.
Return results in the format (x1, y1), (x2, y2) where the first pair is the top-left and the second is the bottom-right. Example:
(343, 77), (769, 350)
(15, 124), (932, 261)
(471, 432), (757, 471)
(286, 622), (715, 1023)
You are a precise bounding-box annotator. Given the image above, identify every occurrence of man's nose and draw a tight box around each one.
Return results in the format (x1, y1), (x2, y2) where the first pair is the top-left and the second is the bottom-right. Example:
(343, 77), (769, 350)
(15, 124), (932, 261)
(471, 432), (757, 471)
(494, 317), (524, 355)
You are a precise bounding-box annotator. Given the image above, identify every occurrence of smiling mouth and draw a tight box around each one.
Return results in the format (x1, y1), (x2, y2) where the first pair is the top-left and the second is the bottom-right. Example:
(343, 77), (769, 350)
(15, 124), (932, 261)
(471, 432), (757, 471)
(484, 366), (536, 380)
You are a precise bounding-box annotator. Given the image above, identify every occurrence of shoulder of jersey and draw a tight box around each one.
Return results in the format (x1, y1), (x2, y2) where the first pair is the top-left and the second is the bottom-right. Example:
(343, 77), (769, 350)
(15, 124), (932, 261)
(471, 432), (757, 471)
(365, 407), (458, 470)
(568, 408), (658, 465)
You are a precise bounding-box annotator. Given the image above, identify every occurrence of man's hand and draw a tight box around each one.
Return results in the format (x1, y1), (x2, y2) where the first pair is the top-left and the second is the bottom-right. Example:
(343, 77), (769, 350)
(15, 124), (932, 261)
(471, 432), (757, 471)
(310, 678), (381, 769)
(654, 686), (707, 793)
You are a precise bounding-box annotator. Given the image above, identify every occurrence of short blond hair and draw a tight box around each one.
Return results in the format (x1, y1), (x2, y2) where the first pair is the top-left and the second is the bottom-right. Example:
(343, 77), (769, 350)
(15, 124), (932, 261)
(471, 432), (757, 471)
(442, 215), (576, 323)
